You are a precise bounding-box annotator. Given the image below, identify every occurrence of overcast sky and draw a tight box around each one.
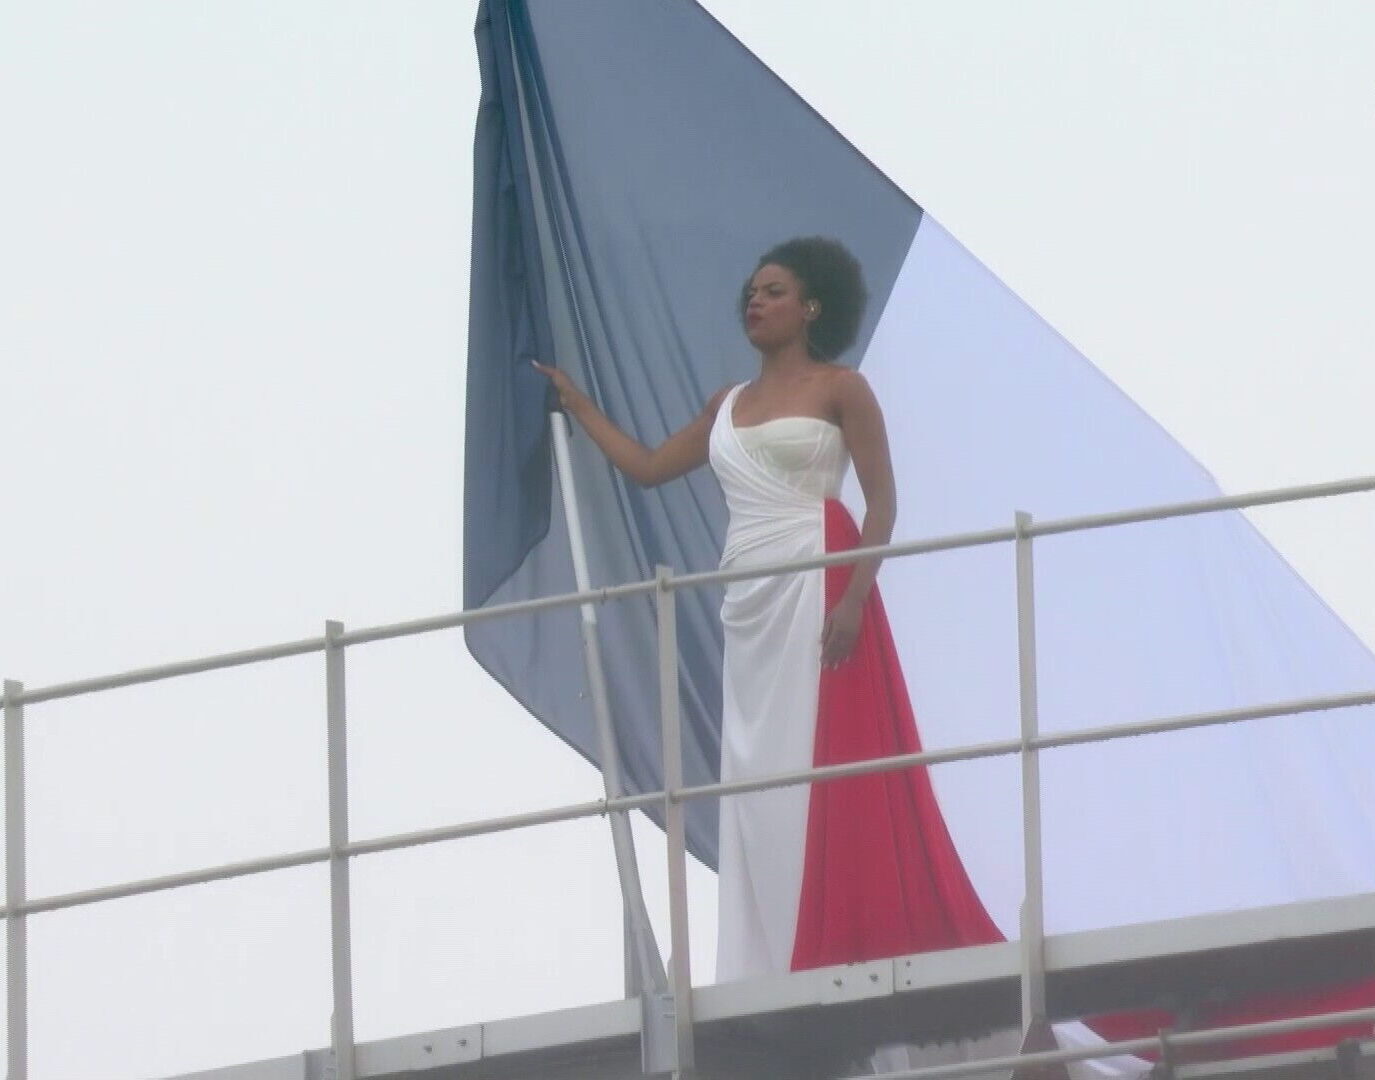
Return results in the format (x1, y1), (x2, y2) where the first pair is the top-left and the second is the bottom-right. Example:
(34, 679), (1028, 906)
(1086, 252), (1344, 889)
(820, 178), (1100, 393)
(2, 2), (1374, 1078)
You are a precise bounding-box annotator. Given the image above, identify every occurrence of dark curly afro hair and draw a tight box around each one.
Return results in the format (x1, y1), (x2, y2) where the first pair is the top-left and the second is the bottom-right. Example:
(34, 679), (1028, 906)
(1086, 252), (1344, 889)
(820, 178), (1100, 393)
(740, 236), (867, 361)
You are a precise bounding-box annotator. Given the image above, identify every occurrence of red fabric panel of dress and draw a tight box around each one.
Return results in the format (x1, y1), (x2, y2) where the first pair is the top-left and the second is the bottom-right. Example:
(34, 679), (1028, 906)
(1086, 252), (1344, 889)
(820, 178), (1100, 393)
(790, 500), (1003, 971)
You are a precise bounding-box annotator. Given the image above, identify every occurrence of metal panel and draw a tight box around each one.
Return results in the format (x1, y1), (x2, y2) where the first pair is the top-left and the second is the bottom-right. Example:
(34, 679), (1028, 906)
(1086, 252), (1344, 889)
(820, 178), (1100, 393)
(480, 997), (640, 1057)
(354, 1025), (482, 1074)
(1046, 891), (1375, 972)
(895, 942), (1020, 993)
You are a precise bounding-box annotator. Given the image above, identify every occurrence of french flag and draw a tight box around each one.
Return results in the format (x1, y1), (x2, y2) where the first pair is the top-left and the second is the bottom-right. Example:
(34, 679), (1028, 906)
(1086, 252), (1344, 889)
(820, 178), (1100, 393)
(464, 0), (1375, 1070)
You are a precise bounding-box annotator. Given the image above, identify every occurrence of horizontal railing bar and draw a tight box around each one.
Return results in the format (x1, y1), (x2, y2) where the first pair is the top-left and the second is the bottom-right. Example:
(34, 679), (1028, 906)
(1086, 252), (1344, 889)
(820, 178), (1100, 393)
(0, 583), (660, 709)
(5, 846), (332, 918)
(1029, 472), (1375, 542)
(854, 1005), (1375, 1080)
(673, 736), (1025, 803)
(672, 686), (1375, 806)
(4, 472), (1373, 711)
(0, 790), (666, 920)
(670, 471), (1375, 592)
(333, 579), (659, 647)
(342, 791), (660, 857)
(9, 638), (327, 707)
(1034, 687), (1375, 752)
(668, 525), (1016, 591)
(5, 683), (1368, 922)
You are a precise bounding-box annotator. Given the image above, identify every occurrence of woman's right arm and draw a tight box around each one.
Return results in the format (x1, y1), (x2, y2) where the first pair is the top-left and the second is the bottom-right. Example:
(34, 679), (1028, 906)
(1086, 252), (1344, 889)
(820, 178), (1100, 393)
(533, 363), (729, 487)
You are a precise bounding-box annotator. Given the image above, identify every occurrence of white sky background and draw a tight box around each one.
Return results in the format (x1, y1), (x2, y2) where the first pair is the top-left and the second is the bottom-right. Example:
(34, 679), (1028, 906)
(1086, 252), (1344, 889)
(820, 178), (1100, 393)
(2, 2), (1374, 1077)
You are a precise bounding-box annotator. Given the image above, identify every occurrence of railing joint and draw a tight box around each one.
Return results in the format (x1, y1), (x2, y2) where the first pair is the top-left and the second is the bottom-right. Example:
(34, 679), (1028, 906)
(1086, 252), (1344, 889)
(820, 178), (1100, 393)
(1334, 1036), (1375, 1080)
(1151, 1026), (1178, 1080)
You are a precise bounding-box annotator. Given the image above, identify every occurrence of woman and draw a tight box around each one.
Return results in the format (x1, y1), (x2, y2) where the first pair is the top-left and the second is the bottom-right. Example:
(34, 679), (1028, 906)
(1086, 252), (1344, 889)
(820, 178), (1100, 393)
(536, 237), (999, 982)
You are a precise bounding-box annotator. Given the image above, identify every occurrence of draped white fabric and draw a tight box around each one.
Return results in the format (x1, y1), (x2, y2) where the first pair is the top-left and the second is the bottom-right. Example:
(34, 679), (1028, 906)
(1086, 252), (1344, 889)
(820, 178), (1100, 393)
(846, 218), (1375, 1076)
(710, 384), (850, 981)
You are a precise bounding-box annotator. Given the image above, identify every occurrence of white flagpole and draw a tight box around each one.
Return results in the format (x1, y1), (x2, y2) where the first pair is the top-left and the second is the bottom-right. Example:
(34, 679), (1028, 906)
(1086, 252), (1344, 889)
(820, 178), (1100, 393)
(549, 409), (668, 1000)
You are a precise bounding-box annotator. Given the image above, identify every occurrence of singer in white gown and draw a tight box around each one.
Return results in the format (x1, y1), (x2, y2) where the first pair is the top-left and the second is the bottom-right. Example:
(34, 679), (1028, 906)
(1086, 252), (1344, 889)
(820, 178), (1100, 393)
(709, 380), (1004, 984)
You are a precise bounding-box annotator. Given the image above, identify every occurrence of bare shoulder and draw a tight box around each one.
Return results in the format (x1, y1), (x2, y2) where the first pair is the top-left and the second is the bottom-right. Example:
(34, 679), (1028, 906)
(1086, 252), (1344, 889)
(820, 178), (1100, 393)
(827, 366), (881, 417)
(701, 383), (735, 422)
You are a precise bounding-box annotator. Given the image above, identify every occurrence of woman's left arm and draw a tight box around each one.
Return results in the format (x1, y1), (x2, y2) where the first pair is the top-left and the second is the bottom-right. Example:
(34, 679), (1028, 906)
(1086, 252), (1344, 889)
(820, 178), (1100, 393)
(820, 369), (896, 668)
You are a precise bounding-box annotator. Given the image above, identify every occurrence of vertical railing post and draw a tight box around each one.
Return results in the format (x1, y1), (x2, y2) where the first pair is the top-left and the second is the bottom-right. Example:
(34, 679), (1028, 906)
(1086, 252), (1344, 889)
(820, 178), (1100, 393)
(324, 623), (355, 1080)
(3, 681), (27, 1080)
(1014, 512), (1047, 1036)
(655, 566), (695, 1077)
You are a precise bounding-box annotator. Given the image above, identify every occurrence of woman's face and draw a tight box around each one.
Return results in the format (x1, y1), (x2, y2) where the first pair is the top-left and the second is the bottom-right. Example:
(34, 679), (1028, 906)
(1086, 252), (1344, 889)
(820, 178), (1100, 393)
(743, 263), (811, 353)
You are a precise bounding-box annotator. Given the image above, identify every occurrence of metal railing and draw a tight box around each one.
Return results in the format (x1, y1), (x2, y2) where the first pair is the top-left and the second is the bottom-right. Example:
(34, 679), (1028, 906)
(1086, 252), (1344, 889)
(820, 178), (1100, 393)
(3, 472), (1375, 1080)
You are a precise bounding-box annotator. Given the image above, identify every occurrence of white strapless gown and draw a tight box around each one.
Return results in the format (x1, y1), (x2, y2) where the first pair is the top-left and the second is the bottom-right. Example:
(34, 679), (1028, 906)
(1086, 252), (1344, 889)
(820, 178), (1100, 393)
(710, 383), (849, 981)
